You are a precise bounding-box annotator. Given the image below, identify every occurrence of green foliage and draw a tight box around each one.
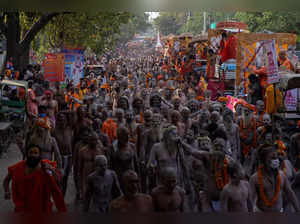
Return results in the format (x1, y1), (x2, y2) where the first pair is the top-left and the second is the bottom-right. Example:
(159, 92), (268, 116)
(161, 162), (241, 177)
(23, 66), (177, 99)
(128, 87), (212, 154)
(113, 13), (152, 44)
(154, 12), (188, 35)
(29, 12), (132, 59)
(234, 12), (300, 34)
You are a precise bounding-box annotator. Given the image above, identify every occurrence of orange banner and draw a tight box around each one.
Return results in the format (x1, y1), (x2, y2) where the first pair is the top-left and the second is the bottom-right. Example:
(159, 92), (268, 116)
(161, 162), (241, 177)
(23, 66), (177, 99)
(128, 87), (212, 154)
(43, 53), (65, 82)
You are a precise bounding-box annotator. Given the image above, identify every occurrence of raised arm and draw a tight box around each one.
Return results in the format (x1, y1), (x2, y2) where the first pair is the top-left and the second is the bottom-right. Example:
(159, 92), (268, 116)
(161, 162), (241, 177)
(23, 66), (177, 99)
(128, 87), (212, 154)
(180, 140), (209, 161)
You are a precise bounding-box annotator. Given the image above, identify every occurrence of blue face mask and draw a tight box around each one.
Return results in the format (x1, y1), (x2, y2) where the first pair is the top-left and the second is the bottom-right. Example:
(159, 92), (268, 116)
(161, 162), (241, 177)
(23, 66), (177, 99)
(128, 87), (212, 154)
(40, 113), (46, 118)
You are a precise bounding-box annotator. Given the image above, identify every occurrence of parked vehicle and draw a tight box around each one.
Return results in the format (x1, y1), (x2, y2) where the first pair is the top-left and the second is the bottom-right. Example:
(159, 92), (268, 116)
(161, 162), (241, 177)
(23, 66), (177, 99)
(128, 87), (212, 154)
(0, 80), (28, 156)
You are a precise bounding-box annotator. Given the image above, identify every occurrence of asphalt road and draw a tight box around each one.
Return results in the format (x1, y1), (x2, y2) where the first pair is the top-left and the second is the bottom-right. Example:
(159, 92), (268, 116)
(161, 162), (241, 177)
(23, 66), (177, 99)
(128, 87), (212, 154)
(0, 144), (80, 212)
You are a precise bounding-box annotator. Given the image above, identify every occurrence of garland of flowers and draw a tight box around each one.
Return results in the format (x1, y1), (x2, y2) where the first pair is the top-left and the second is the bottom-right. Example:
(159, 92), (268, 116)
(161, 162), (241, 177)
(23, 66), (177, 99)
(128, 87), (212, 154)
(258, 165), (281, 207)
(239, 117), (256, 157)
(215, 158), (229, 190)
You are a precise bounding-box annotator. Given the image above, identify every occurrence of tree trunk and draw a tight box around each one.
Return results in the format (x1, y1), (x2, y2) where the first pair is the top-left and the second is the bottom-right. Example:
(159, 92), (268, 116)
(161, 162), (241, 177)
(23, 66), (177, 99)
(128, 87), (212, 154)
(2, 12), (60, 72)
(6, 12), (22, 71)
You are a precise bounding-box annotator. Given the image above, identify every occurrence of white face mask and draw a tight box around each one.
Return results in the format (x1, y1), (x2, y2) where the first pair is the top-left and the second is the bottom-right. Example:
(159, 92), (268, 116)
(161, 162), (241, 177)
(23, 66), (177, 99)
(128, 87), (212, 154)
(270, 159), (280, 169)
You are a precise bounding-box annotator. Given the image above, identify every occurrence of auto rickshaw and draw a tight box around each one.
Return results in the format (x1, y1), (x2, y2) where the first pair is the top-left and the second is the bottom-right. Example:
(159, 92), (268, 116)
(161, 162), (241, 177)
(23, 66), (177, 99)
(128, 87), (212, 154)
(0, 80), (28, 156)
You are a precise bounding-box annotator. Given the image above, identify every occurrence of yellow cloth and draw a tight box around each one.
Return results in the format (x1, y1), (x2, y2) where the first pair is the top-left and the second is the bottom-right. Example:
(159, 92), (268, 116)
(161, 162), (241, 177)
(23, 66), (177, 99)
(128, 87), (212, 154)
(265, 85), (275, 114)
(265, 84), (284, 114)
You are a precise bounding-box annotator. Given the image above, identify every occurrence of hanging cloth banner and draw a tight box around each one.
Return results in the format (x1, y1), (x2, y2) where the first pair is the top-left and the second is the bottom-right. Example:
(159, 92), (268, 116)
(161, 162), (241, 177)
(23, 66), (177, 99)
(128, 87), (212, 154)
(265, 39), (279, 84)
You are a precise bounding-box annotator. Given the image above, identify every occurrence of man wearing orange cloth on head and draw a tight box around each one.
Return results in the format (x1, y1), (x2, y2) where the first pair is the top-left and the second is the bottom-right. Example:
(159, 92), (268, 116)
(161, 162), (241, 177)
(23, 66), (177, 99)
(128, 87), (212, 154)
(2, 145), (67, 213)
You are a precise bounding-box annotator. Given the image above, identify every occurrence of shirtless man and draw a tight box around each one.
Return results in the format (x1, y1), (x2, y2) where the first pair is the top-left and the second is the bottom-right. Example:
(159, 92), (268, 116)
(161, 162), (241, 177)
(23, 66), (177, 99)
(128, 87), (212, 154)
(257, 113), (272, 145)
(223, 110), (240, 161)
(78, 132), (105, 200)
(193, 110), (210, 136)
(41, 90), (58, 128)
(180, 107), (193, 137)
(111, 126), (138, 190)
(238, 104), (257, 176)
(172, 97), (181, 111)
(109, 170), (154, 212)
(53, 112), (73, 196)
(73, 106), (92, 149)
(84, 155), (122, 213)
(170, 110), (185, 137)
(114, 108), (126, 127)
(117, 96), (129, 112)
(125, 110), (137, 144)
(250, 145), (300, 212)
(27, 117), (62, 170)
(140, 113), (162, 193)
(132, 97), (144, 124)
(147, 125), (191, 194)
(179, 141), (234, 212)
(255, 100), (265, 128)
(136, 110), (153, 159)
(151, 167), (185, 212)
(198, 136), (212, 152)
(220, 162), (252, 212)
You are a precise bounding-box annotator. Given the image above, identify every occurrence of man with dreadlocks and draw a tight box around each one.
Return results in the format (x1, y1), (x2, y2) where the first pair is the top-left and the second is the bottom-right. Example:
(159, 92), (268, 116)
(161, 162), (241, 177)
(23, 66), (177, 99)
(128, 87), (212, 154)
(238, 102), (257, 177)
(250, 144), (300, 212)
(27, 117), (62, 171)
(147, 125), (192, 205)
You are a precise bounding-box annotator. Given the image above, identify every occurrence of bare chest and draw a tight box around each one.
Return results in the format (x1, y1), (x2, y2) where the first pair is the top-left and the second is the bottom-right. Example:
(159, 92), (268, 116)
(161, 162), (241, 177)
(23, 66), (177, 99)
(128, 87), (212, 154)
(154, 191), (182, 211)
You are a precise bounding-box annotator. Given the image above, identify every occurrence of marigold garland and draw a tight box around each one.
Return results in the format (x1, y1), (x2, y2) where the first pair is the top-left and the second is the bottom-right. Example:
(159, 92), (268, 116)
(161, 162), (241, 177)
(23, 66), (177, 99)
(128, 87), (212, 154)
(257, 166), (281, 207)
(239, 117), (256, 157)
(215, 158), (229, 190)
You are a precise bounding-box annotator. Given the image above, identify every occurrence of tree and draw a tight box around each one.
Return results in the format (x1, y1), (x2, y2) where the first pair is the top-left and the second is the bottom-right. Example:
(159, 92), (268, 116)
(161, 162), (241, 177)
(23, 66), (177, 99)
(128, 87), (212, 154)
(235, 12), (300, 34)
(0, 12), (132, 71)
(154, 12), (188, 35)
(113, 13), (152, 45)
(0, 12), (60, 71)
(39, 12), (131, 55)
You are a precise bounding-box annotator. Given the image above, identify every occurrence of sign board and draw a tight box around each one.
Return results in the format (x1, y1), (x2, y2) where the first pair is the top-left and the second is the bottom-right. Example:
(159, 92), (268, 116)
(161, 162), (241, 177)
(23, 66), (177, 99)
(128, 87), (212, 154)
(43, 53), (65, 82)
(62, 48), (84, 85)
(284, 88), (298, 111)
(265, 39), (279, 84)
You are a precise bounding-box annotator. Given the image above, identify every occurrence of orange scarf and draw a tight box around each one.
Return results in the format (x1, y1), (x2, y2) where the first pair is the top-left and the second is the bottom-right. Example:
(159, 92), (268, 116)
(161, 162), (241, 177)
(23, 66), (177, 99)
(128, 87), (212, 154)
(102, 119), (118, 144)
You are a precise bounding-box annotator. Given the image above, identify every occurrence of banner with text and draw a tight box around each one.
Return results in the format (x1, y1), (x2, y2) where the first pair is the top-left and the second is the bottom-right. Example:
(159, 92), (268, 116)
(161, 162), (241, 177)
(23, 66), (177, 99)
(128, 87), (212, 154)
(284, 88), (298, 111)
(43, 53), (65, 82)
(265, 39), (279, 84)
(62, 48), (84, 85)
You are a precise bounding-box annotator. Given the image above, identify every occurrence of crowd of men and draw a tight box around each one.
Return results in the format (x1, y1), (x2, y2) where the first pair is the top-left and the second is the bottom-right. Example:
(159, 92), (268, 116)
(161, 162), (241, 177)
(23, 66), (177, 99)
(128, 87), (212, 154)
(2, 44), (300, 213)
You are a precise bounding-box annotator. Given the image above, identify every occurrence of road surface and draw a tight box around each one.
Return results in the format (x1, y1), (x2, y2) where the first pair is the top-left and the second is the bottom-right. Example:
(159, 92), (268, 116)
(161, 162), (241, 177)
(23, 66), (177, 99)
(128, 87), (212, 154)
(0, 144), (79, 212)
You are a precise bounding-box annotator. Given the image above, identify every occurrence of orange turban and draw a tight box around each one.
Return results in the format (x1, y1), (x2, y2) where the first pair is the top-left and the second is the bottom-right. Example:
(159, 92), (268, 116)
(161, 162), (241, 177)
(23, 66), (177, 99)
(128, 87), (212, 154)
(36, 117), (51, 130)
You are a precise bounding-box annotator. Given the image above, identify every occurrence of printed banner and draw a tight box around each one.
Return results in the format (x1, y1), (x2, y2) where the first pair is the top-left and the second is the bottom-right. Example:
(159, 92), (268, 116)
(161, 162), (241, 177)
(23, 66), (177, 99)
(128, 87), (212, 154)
(236, 32), (297, 86)
(62, 48), (84, 85)
(265, 39), (279, 84)
(285, 88), (297, 111)
(43, 53), (65, 82)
